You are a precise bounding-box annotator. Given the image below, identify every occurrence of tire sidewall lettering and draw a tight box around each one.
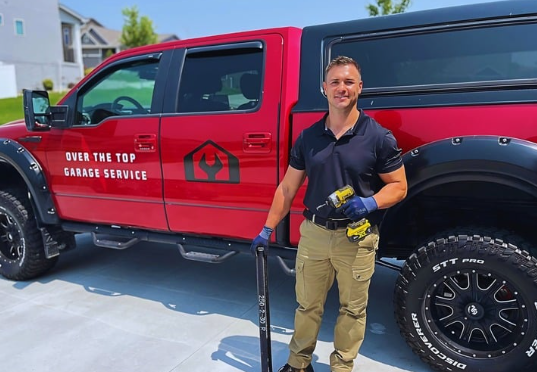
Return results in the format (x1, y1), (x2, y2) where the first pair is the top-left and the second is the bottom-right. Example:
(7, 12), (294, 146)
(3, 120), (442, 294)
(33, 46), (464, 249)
(411, 313), (467, 369)
(397, 235), (537, 371)
(433, 258), (485, 272)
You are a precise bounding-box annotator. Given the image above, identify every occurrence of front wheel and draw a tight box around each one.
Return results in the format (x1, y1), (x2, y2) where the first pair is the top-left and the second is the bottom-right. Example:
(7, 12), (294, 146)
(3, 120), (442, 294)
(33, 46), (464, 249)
(394, 231), (537, 372)
(0, 190), (58, 280)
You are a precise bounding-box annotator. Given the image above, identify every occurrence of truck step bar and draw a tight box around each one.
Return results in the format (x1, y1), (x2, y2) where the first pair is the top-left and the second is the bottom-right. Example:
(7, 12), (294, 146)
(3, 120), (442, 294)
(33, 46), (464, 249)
(177, 243), (238, 263)
(275, 256), (295, 276)
(92, 233), (140, 250)
(62, 222), (401, 275)
(61, 221), (298, 261)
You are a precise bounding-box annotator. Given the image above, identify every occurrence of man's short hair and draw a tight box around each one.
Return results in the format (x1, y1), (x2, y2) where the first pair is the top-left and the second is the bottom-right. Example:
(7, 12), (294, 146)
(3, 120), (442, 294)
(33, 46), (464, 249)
(325, 56), (361, 77)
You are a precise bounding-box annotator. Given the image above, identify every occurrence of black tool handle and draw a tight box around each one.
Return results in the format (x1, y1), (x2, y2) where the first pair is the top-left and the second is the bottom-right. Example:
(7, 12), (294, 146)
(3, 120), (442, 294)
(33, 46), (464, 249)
(256, 246), (273, 372)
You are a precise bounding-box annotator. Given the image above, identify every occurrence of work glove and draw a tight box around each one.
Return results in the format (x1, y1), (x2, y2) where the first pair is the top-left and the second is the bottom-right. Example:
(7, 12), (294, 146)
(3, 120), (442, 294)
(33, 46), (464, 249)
(339, 196), (378, 221)
(250, 226), (273, 256)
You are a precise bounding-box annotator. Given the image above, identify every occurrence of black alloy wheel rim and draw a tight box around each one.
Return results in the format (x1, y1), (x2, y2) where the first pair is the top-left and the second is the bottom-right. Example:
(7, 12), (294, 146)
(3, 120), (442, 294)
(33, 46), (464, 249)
(0, 211), (23, 261)
(422, 269), (529, 358)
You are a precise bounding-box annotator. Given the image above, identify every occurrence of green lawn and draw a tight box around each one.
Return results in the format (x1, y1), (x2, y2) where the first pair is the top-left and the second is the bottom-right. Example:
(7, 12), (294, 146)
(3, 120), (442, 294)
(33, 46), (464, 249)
(0, 92), (66, 125)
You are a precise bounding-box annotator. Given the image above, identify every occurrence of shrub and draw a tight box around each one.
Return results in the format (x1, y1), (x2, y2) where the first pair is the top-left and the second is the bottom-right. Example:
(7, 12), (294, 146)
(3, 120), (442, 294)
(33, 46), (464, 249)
(84, 67), (94, 76)
(42, 78), (54, 91)
(67, 82), (76, 89)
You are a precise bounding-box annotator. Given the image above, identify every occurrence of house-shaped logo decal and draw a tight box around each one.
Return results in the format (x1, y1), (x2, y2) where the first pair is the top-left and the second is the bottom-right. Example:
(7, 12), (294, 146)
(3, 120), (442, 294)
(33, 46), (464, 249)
(184, 140), (240, 183)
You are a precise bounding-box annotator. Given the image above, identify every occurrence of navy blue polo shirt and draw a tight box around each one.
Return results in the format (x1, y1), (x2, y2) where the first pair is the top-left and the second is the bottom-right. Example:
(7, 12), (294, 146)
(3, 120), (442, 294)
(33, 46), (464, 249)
(289, 109), (403, 225)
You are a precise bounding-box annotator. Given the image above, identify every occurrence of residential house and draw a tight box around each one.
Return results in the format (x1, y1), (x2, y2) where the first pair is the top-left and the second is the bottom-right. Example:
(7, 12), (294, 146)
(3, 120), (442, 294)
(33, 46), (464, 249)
(0, 0), (179, 98)
(81, 19), (179, 69)
(0, 0), (84, 97)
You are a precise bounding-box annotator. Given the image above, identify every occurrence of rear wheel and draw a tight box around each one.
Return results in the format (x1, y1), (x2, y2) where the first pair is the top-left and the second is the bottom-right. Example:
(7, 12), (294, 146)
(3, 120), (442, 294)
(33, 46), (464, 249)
(0, 190), (58, 280)
(394, 229), (537, 372)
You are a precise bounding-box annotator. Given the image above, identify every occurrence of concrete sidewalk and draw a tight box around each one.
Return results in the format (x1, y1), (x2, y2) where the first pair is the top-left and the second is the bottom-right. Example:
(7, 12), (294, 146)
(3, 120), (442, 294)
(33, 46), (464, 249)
(0, 234), (430, 372)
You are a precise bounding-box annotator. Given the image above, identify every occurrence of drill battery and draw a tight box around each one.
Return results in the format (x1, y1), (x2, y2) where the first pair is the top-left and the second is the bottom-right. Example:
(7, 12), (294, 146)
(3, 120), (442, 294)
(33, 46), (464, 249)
(325, 185), (373, 242)
(346, 218), (372, 242)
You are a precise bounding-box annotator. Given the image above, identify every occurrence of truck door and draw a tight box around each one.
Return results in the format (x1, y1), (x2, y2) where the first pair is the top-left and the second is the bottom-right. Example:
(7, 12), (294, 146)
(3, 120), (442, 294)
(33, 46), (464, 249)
(44, 53), (169, 230)
(160, 36), (283, 240)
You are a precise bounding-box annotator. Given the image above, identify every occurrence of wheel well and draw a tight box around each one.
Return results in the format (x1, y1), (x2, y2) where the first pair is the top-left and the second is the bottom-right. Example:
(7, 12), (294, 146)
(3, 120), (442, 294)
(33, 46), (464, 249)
(380, 180), (537, 259)
(0, 161), (35, 219)
(0, 140), (59, 226)
(0, 161), (29, 194)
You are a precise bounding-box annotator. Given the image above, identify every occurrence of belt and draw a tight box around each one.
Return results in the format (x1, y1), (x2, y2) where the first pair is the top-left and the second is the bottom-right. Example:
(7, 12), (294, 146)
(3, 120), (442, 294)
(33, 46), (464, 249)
(303, 209), (351, 230)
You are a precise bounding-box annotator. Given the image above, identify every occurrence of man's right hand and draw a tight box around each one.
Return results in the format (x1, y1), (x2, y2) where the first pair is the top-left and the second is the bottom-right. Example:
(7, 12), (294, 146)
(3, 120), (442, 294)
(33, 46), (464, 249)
(250, 226), (273, 256)
(338, 195), (378, 221)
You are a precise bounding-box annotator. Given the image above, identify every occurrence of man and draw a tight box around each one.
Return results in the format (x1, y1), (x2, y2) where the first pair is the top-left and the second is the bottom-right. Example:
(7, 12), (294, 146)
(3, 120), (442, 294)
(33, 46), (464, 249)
(251, 56), (407, 372)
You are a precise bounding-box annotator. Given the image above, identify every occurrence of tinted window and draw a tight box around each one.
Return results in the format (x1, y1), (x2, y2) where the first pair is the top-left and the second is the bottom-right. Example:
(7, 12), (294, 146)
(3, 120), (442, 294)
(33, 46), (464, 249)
(331, 22), (537, 90)
(178, 47), (263, 113)
(76, 60), (159, 125)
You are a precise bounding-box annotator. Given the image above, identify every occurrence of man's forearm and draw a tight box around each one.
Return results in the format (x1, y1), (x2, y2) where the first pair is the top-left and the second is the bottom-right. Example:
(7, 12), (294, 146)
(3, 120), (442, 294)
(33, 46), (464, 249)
(264, 184), (296, 229)
(373, 182), (407, 210)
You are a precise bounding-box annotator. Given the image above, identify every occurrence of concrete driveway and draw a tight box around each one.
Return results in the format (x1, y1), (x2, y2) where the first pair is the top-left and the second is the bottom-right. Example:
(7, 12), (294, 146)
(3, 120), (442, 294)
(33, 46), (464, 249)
(0, 234), (430, 372)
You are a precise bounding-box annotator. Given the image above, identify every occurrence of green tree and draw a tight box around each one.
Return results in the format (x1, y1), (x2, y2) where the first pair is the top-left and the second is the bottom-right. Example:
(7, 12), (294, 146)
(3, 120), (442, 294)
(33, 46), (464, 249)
(120, 6), (158, 49)
(366, 0), (411, 16)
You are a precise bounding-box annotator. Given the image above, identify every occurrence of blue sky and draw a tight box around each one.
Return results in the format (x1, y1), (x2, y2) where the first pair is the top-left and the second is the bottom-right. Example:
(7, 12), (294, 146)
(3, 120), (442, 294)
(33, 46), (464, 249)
(61, 0), (497, 39)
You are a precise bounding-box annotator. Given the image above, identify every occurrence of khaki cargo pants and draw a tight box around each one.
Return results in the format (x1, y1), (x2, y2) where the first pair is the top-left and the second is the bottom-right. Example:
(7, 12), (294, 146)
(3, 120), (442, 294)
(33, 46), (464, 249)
(287, 219), (379, 372)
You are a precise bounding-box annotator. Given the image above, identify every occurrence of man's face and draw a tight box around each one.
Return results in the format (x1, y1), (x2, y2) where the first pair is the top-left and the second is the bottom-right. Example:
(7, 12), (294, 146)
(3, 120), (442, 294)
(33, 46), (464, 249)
(323, 64), (363, 111)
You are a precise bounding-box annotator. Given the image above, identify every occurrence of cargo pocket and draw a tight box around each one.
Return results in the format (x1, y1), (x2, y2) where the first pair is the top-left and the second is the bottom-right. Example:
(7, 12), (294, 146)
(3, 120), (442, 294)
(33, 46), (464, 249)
(352, 246), (376, 282)
(345, 258), (375, 311)
(352, 264), (375, 282)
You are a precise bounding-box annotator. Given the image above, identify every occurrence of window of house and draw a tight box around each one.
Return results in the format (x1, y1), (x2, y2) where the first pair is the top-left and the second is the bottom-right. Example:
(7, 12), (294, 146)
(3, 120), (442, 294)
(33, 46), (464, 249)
(177, 45), (264, 113)
(63, 25), (72, 46)
(14, 19), (24, 36)
(75, 59), (159, 125)
(330, 22), (537, 92)
(62, 24), (75, 63)
(82, 34), (94, 45)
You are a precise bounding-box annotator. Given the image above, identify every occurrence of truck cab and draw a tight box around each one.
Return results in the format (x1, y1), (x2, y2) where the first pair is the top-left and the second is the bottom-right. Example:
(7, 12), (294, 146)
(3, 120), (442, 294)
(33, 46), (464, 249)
(14, 28), (302, 243)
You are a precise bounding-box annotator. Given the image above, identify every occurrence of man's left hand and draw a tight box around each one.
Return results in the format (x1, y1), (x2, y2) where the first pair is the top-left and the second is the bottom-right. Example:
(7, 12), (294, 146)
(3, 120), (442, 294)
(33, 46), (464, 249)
(340, 196), (378, 220)
(250, 226), (273, 256)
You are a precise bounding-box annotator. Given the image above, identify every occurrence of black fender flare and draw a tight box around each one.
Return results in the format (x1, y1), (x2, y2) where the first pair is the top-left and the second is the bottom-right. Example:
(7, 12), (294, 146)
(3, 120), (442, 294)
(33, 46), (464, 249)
(380, 135), (537, 244)
(0, 138), (59, 225)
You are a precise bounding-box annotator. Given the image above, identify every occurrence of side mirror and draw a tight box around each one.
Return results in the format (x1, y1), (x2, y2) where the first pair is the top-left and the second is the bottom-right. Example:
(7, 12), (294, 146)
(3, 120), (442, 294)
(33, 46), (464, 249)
(23, 90), (70, 131)
(23, 90), (51, 131)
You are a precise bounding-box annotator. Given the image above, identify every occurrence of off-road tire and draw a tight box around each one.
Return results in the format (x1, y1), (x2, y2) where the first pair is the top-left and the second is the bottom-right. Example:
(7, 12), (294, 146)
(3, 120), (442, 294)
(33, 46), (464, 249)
(394, 230), (537, 372)
(0, 189), (58, 280)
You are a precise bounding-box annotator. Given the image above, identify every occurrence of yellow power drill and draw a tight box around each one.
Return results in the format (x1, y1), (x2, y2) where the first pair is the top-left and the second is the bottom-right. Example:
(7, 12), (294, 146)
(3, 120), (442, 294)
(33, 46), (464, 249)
(325, 185), (372, 242)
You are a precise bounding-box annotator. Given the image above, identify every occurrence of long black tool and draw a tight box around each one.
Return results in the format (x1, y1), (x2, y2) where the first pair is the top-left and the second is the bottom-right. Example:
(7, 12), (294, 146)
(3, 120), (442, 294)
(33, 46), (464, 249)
(256, 246), (273, 372)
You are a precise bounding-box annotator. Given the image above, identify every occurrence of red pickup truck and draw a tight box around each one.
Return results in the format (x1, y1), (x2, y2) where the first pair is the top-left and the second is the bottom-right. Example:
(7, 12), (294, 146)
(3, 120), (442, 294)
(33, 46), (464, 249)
(2, 1), (537, 371)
